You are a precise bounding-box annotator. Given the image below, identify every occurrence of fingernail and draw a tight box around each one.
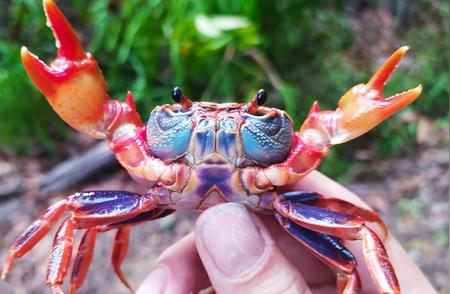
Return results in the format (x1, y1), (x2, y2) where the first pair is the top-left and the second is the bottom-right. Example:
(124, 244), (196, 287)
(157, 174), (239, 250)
(136, 267), (168, 294)
(198, 203), (266, 277)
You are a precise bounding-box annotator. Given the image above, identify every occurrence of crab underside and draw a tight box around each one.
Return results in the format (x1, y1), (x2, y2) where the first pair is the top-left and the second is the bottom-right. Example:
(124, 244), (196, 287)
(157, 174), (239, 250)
(3, 1), (422, 293)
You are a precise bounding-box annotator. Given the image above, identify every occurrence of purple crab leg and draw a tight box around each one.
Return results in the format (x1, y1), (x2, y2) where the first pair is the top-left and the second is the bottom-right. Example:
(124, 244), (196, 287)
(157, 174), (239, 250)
(68, 190), (157, 228)
(104, 209), (175, 229)
(281, 191), (320, 204)
(275, 199), (400, 293)
(275, 214), (361, 293)
(279, 191), (388, 238)
(274, 200), (364, 240)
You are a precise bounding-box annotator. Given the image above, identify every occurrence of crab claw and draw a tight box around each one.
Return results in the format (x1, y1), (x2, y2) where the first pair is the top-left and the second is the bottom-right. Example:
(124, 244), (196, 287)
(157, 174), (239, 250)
(21, 0), (109, 139)
(330, 46), (422, 144)
(300, 47), (422, 149)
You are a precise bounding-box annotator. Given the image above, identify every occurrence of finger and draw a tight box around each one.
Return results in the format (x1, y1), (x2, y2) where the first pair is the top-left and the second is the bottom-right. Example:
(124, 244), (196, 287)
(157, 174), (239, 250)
(195, 203), (312, 294)
(136, 233), (211, 294)
(290, 171), (436, 294)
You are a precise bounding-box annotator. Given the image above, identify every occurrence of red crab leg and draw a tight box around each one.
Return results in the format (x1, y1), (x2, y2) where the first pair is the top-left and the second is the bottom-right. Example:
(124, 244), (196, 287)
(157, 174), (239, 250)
(360, 226), (399, 293)
(281, 191), (387, 238)
(47, 217), (75, 294)
(275, 200), (399, 293)
(2, 200), (67, 280)
(68, 209), (174, 293)
(275, 214), (361, 293)
(70, 229), (97, 294)
(111, 226), (134, 292)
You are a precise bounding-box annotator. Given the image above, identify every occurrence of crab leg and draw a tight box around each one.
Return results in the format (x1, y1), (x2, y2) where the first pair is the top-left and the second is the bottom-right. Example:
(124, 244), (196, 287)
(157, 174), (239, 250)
(68, 191), (157, 228)
(105, 209), (175, 229)
(2, 190), (158, 285)
(2, 200), (67, 279)
(275, 215), (361, 293)
(69, 208), (174, 294)
(281, 191), (387, 238)
(359, 226), (399, 293)
(274, 200), (365, 240)
(274, 199), (399, 293)
(111, 227), (134, 292)
(70, 229), (97, 294)
(314, 198), (388, 239)
(47, 217), (75, 294)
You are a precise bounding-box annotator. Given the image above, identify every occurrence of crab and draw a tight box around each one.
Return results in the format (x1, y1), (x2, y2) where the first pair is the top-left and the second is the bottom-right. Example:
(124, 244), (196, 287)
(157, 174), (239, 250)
(2, 1), (422, 293)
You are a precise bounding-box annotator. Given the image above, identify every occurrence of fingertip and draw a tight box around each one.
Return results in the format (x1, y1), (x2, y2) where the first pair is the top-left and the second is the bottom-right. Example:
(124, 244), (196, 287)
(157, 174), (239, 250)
(195, 203), (311, 293)
(195, 203), (267, 277)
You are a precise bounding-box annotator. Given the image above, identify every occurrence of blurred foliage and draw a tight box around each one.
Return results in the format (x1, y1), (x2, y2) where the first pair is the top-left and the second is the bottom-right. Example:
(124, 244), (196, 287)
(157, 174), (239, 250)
(0, 0), (448, 177)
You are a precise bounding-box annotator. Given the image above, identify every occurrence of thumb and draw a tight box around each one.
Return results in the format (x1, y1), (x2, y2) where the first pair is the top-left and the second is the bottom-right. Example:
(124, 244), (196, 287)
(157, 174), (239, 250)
(195, 203), (311, 294)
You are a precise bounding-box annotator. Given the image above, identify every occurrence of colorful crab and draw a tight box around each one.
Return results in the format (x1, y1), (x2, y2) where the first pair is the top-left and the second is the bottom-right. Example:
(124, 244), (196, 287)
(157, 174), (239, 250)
(2, 1), (422, 293)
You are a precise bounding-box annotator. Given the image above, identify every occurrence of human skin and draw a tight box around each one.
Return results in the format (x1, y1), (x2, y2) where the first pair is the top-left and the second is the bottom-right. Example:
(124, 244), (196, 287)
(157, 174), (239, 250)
(136, 171), (437, 294)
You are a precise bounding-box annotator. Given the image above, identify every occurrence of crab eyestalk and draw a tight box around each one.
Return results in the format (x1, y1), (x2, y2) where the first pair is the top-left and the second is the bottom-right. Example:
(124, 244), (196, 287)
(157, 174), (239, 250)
(21, 0), (109, 139)
(300, 47), (422, 148)
(172, 87), (192, 110)
(246, 89), (267, 113)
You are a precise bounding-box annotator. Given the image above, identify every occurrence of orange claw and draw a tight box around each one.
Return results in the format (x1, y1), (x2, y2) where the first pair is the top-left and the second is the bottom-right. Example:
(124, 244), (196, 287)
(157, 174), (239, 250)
(300, 47), (422, 148)
(331, 46), (422, 144)
(22, 0), (109, 139)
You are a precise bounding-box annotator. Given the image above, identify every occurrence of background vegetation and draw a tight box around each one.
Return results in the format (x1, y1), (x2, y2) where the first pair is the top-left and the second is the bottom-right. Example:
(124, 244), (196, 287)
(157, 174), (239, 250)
(0, 0), (448, 177)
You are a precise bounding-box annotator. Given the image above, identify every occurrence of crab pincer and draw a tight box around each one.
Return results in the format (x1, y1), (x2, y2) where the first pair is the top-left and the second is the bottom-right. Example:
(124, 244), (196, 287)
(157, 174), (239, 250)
(21, 0), (109, 139)
(300, 47), (422, 148)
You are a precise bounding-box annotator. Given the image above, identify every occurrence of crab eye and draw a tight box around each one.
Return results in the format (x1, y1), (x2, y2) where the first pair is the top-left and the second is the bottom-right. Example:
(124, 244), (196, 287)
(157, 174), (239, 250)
(256, 89), (267, 106)
(172, 86), (182, 103)
(171, 86), (193, 109)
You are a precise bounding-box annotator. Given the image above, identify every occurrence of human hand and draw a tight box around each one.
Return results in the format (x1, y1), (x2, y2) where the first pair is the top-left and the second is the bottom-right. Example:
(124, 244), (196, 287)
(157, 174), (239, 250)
(136, 171), (436, 294)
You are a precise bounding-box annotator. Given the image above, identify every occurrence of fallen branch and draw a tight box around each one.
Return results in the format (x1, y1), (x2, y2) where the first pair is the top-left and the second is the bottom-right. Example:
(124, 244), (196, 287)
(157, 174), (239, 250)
(0, 141), (116, 201)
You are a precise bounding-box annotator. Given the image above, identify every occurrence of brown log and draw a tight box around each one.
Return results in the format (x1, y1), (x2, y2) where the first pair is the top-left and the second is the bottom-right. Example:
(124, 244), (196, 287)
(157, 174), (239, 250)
(0, 141), (116, 201)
